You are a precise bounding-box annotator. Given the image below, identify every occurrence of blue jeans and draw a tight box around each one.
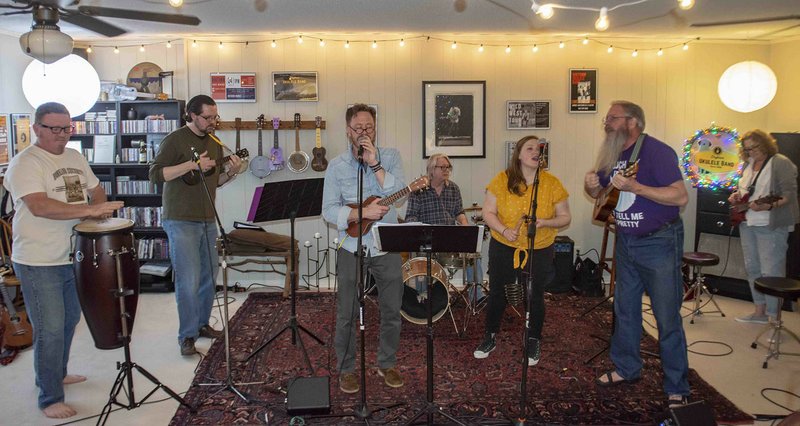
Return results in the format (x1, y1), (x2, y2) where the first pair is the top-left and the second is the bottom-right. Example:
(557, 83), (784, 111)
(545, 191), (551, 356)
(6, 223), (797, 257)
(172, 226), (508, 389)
(163, 219), (219, 341)
(739, 224), (789, 317)
(611, 220), (689, 397)
(13, 263), (82, 409)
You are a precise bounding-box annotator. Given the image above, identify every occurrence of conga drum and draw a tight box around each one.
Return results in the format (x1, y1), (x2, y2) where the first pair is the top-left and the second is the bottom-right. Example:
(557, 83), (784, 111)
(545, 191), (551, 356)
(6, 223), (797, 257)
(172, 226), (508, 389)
(72, 218), (139, 350)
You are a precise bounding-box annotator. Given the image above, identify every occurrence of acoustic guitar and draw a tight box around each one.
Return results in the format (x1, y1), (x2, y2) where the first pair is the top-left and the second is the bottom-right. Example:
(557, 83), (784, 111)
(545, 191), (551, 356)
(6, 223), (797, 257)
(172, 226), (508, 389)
(288, 113), (310, 173)
(269, 117), (285, 171)
(181, 148), (249, 185)
(249, 114), (271, 178)
(311, 116), (328, 172)
(729, 193), (782, 227)
(592, 162), (638, 222)
(0, 269), (32, 350)
(234, 118), (249, 174)
(346, 176), (429, 237)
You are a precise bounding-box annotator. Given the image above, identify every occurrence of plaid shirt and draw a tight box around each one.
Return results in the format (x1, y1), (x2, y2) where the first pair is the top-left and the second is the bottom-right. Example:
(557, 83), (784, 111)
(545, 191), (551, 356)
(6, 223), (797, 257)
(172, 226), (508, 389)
(405, 181), (465, 225)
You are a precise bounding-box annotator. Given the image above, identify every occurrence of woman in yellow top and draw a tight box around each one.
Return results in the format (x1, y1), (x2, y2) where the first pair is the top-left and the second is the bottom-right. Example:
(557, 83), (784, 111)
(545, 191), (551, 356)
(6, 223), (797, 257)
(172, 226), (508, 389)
(473, 135), (571, 366)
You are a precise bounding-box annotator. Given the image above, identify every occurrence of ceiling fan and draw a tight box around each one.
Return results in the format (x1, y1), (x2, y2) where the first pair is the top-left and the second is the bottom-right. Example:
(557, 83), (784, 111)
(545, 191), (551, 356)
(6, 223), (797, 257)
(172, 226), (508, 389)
(1, 0), (201, 63)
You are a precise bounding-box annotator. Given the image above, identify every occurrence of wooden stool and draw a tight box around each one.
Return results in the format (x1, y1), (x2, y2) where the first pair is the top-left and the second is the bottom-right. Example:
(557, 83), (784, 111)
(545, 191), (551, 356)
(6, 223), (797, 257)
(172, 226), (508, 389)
(682, 252), (724, 324)
(750, 277), (800, 368)
(599, 220), (617, 296)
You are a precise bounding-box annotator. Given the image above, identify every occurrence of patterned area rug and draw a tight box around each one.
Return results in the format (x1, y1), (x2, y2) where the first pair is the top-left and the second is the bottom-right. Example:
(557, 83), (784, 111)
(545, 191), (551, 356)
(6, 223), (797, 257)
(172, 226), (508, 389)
(170, 291), (752, 425)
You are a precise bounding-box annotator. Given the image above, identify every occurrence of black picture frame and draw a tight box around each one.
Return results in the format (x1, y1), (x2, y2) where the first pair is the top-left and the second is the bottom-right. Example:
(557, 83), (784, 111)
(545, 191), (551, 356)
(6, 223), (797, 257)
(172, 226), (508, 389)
(423, 81), (486, 158)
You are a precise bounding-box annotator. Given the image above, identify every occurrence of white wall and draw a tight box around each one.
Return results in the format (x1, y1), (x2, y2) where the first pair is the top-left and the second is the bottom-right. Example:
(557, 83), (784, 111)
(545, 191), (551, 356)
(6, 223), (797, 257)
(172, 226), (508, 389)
(767, 38), (800, 132)
(0, 33), (35, 119)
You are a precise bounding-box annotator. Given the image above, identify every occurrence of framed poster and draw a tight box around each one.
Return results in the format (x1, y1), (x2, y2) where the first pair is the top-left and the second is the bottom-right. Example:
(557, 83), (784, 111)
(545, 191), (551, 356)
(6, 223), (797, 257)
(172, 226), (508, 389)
(506, 138), (550, 170)
(211, 72), (257, 103)
(272, 72), (318, 101)
(10, 113), (32, 157)
(0, 114), (9, 164)
(507, 100), (551, 130)
(423, 81), (486, 158)
(569, 69), (598, 113)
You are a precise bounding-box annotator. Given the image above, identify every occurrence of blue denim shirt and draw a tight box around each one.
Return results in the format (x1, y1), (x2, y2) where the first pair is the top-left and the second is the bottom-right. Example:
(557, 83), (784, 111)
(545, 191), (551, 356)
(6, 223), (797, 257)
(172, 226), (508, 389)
(322, 147), (406, 256)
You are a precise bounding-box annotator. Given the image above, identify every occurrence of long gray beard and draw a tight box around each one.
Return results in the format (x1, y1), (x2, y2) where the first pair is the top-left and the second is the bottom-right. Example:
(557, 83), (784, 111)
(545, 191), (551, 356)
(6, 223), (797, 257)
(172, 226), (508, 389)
(595, 129), (628, 175)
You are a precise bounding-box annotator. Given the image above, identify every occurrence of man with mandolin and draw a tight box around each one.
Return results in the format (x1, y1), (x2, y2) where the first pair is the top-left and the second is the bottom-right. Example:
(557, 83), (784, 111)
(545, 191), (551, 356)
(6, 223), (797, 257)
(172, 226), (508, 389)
(149, 95), (243, 357)
(584, 100), (690, 409)
(728, 129), (799, 325)
(4, 102), (125, 419)
(321, 103), (407, 394)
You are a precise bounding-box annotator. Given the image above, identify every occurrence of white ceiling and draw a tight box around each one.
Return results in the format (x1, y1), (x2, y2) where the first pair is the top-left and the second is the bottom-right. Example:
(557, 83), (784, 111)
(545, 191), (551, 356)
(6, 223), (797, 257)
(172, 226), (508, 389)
(1, 0), (799, 43)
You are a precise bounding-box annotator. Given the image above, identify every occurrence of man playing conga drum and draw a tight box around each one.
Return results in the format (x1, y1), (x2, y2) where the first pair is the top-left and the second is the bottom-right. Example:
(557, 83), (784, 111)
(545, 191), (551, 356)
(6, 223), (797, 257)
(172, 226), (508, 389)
(3, 102), (124, 419)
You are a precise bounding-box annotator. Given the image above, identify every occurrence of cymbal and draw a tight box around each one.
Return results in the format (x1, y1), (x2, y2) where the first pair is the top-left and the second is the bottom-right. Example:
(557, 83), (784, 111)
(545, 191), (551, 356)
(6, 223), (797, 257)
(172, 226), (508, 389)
(464, 205), (482, 212)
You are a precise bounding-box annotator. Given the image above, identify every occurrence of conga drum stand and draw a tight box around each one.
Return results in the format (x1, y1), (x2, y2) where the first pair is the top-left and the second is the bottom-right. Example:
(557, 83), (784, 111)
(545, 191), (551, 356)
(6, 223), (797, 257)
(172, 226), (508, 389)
(98, 249), (193, 425)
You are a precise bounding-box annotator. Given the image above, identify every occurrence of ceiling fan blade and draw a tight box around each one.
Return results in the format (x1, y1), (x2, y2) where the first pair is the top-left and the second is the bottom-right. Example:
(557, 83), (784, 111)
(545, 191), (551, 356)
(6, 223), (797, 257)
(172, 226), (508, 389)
(61, 12), (127, 37)
(76, 6), (201, 26)
(691, 15), (800, 27)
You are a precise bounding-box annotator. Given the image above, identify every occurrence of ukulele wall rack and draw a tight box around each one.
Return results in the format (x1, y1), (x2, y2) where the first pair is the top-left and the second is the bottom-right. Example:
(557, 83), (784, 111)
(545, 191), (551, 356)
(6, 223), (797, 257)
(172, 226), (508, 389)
(216, 120), (326, 131)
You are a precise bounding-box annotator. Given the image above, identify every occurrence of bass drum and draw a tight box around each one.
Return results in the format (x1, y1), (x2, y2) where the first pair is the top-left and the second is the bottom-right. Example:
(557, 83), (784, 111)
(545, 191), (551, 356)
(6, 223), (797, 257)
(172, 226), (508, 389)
(400, 257), (450, 324)
(72, 218), (139, 350)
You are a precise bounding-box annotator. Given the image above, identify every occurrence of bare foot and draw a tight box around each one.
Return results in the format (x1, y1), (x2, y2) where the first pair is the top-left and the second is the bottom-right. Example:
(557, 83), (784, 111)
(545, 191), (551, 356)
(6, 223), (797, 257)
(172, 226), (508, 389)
(63, 374), (87, 385)
(42, 402), (77, 419)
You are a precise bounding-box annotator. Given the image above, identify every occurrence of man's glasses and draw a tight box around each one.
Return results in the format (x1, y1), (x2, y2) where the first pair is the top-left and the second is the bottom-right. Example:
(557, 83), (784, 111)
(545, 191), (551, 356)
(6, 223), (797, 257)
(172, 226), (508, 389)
(602, 115), (631, 125)
(38, 123), (74, 134)
(348, 125), (375, 135)
(198, 114), (220, 122)
(434, 165), (453, 171)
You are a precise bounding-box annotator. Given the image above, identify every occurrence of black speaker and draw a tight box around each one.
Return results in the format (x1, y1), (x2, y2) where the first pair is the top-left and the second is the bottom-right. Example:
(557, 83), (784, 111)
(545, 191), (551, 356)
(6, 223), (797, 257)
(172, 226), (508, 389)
(549, 236), (574, 293)
(286, 376), (331, 415)
(655, 400), (716, 426)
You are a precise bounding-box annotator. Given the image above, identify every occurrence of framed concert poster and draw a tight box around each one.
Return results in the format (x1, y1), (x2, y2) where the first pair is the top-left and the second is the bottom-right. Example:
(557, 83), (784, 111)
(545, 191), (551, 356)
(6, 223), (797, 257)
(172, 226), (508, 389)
(210, 72), (256, 103)
(0, 114), (9, 164)
(507, 100), (551, 130)
(272, 72), (319, 101)
(423, 81), (486, 158)
(10, 113), (32, 157)
(569, 69), (598, 113)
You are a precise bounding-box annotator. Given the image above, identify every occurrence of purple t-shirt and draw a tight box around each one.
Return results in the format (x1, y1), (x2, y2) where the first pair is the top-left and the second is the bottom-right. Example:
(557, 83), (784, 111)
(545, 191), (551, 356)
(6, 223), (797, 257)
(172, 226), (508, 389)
(599, 135), (682, 236)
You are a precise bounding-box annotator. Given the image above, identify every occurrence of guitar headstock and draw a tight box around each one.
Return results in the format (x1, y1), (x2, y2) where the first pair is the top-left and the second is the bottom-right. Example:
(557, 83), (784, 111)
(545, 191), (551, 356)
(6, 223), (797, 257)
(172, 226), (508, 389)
(234, 117), (242, 130)
(410, 176), (430, 192)
(622, 161), (639, 177)
(236, 148), (250, 160)
(294, 113), (301, 129)
(315, 116), (322, 128)
(256, 114), (265, 129)
(272, 117), (280, 130)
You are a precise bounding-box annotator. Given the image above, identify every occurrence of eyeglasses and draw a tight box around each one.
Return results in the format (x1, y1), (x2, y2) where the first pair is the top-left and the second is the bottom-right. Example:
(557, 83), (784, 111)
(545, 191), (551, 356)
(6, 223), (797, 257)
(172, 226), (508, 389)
(742, 146), (758, 153)
(602, 115), (631, 125)
(198, 114), (220, 122)
(434, 165), (453, 171)
(38, 123), (74, 134)
(348, 125), (375, 135)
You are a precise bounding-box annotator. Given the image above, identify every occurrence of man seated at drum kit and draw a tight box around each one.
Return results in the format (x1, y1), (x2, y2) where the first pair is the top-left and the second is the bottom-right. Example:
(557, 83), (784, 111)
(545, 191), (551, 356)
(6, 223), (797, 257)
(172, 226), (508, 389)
(3, 102), (125, 419)
(404, 153), (486, 303)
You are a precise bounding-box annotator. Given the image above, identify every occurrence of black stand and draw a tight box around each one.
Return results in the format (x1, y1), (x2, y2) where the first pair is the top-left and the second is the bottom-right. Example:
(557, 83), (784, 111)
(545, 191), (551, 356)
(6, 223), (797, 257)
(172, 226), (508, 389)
(98, 248), (193, 425)
(376, 224), (482, 426)
(244, 178), (326, 373)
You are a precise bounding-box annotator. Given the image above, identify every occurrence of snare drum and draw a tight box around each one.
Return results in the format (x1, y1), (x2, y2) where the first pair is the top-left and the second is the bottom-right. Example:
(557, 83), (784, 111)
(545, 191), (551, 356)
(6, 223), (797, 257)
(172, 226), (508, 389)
(72, 218), (139, 350)
(400, 257), (450, 324)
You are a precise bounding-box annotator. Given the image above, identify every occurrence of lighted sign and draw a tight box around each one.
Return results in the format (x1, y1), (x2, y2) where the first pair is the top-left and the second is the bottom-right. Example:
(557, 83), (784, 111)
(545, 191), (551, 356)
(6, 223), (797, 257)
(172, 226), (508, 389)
(682, 124), (742, 190)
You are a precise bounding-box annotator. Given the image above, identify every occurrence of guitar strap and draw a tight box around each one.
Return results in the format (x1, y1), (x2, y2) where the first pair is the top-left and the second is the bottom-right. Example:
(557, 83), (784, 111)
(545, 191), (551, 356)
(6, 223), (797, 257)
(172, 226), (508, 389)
(626, 133), (646, 167)
(745, 155), (773, 197)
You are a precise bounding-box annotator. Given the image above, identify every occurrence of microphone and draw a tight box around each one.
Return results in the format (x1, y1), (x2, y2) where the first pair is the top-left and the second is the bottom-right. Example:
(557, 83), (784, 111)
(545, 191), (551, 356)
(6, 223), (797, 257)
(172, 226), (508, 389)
(505, 279), (524, 306)
(357, 145), (364, 161)
(189, 146), (202, 173)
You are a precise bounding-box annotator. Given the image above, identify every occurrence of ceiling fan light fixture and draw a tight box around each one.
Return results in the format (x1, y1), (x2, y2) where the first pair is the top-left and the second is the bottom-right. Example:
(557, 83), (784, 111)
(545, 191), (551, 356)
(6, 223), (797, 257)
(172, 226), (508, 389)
(19, 26), (74, 64)
(678, 0), (694, 10)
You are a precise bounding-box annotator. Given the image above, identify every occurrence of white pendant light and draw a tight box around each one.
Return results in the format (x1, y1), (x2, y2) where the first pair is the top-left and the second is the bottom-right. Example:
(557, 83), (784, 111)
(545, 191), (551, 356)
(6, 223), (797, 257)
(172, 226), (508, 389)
(718, 61), (778, 113)
(22, 54), (101, 117)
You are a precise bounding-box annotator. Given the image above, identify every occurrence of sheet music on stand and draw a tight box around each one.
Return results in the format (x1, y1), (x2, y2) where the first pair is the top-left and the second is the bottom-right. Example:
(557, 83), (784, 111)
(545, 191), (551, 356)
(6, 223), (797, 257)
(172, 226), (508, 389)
(372, 223), (484, 254)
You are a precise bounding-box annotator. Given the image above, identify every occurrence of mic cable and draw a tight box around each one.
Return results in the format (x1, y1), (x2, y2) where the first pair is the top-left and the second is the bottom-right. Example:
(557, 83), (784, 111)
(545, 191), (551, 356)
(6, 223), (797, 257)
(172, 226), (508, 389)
(505, 279), (524, 306)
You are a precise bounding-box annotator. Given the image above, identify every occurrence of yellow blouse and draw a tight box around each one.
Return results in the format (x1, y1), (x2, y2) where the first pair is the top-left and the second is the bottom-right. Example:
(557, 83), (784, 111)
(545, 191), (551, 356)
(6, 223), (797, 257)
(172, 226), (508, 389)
(487, 170), (568, 251)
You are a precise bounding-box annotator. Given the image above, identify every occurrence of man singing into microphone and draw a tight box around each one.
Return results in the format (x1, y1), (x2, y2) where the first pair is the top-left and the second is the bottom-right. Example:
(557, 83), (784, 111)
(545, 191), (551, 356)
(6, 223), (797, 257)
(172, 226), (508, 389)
(473, 136), (570, 366)
(321, 103), (407, 394)
(149, 95), (242, 356)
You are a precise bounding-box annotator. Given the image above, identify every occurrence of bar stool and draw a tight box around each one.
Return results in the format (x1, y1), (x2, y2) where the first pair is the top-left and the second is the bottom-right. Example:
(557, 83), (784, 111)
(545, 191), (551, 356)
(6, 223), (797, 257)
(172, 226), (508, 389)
(682, 252), (725, 324)
(599, 219), (617, 296)
(750, 277), (800, 368)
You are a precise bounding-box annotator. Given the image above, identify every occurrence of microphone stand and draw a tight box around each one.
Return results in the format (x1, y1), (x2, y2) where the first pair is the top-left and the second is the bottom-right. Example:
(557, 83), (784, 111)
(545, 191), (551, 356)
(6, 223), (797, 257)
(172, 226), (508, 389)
(354, 149), (375, 421)
(514, 162), (541, 426)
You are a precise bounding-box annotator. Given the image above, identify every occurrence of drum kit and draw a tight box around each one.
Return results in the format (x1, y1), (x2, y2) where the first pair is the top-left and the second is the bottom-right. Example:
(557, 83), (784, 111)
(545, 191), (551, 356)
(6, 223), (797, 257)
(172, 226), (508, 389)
(398, 204), (490, 336)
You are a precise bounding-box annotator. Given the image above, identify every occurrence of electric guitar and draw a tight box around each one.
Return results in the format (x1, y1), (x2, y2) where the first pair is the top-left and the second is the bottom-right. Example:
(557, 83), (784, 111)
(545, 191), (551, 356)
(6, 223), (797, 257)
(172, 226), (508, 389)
(592, 162), (639, 222)
(0, 269), (32, 350)
(269, 117), (285, 171)
(249, 114), (271, 178)
(287, 113), (310, 173)
(311, 116), (328, 172)
(181, 148), (250, 185)
(345, 176), (429, 237)
(234, 118), (249, 174)
(729, 193), (782, 227)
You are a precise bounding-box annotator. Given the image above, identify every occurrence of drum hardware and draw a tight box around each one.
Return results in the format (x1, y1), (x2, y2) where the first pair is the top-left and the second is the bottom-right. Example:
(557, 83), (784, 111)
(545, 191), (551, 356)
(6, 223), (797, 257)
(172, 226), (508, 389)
(401, 257), (454, 329)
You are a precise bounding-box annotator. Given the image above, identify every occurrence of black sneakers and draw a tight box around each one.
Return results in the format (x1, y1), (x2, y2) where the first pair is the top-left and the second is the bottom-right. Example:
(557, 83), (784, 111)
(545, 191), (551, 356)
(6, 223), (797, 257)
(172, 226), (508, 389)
(180, 337), (197, 356)
(473, 333), (496, 359)
(527, 338), (541, 366)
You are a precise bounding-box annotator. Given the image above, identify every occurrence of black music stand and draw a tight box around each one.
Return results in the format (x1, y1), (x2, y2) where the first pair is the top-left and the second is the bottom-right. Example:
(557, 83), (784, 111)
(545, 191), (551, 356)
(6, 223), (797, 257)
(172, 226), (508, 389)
(244, 178), (326, 373)
(375, 223), (482, 426)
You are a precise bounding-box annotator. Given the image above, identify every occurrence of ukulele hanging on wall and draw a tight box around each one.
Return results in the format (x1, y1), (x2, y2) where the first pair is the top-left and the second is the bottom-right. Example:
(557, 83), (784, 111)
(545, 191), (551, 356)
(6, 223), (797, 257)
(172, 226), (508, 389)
(249, 114), (271, 178)
(287, 113), (309, 173)
(311, 116), (328, 172)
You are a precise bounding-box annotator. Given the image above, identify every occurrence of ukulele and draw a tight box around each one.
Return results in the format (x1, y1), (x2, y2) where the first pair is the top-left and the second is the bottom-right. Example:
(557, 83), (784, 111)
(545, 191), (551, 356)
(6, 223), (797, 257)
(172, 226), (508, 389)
(249, 114), (271, 178)
(592, 162), (639, 222)
(287, 113), (310, 173)
(0, 269), (32, 350)
(311, 116), (328, 172)
(181, 148), (250, 185)
(269, 117), (285, 171)
(729, 193), (782, 227)
(234, 118), (249, 174)
(346, 176), (429, 237)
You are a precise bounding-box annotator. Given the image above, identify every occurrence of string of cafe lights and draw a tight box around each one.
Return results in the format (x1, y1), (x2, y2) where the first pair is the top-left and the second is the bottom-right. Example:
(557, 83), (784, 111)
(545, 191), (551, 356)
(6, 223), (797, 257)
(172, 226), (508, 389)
(83, 35), (701, 58)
